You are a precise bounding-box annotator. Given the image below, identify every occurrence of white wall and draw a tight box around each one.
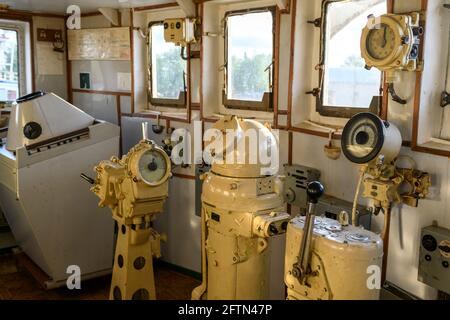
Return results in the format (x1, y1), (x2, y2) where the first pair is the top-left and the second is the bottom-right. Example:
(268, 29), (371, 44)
(71, 13), (132, 126)
(32, 16), (68, 99)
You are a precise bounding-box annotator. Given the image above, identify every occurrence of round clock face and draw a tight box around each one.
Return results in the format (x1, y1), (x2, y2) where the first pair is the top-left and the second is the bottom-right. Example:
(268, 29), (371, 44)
(366, 23), (396, 60)
(341, 113), (384, 164)
(137, 149), (168, 185)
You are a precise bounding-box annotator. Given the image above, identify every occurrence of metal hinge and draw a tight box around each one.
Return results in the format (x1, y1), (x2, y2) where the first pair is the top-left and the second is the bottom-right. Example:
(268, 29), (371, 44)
(306, 88), (321, 97)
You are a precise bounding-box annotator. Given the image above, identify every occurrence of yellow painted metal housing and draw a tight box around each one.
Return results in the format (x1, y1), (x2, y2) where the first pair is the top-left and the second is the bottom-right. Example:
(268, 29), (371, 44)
(90, 140), (171, 300)
(285, 216), (383, 300)
(192, 116), (290, 300)
(361, 13), (421, 81)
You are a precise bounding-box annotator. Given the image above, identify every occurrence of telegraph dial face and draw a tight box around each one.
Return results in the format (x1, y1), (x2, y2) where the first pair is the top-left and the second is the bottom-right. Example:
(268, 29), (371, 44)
(137, 149), (169, 186)
(366, 23), (397, 60)
(341, 113), (385, 164)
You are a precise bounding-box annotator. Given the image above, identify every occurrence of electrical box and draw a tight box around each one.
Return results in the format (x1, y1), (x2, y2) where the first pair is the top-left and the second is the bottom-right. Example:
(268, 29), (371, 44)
(37, 28), (63, 43)
(418, 225), (450, 294)
(283, 164), (321, 212)
(163, 18), (197, 47)
(316, 194), (372, 229)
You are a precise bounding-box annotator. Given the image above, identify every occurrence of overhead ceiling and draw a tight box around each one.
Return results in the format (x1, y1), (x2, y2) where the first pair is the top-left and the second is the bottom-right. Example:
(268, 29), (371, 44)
(1, 0), (175, 14)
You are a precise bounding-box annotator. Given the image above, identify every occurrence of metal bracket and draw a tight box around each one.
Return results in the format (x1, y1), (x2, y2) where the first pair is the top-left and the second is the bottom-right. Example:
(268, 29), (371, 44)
(307, 18), (322, 28)
(290, 252), (332, 300)
(195, 164), (211, 217)
(396, 168), (431, 208)
(388, 83), (407, 105)
(441, 91), (450, 108)
(306, 88), (321, 97)
(316, 194), (372, 229)
(283, 164), (321, 212)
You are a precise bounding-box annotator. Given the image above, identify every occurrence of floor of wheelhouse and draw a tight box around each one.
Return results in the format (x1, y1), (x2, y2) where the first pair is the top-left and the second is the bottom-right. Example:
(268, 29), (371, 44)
(0, 251), (200, 300)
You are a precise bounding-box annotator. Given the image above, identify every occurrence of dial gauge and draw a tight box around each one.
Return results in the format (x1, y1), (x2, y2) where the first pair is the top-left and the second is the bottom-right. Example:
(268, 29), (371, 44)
(366, 23), (396, 60)
(137, 149), (169, 185)
(341, 113), (385, 164)
(347, 120), (378, 158)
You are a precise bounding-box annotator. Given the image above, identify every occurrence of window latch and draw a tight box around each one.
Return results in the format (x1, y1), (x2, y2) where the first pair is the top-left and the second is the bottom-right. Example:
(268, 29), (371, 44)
(441, 91), (450, 108)
(306, 88), (321, 97)
(219, 64), (227, 94)
(264, 61), (274, 72)
(307, 18), (321, 28)
(265, 61), (274, 90)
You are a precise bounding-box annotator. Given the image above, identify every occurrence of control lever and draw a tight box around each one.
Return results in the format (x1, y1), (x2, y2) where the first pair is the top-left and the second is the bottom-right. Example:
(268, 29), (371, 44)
(80, 173), (95, 185)
(292, 181), (324, 284)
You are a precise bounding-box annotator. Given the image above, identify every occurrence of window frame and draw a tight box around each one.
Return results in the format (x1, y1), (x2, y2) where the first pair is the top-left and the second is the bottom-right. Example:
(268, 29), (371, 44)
(222, 6), (276, 111)
(438, 20), (450, 139)
(0, 23), (26, 104)
(315, 0), (384, 118)
(147, 21), (187, 109)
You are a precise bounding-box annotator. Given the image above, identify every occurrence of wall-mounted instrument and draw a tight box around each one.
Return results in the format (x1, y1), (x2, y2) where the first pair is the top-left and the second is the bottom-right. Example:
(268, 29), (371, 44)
(341, 112), (430, 283)
(361, 13), (423, 104)
(418, 224), (450, 295)
(163, 18), (200, 47)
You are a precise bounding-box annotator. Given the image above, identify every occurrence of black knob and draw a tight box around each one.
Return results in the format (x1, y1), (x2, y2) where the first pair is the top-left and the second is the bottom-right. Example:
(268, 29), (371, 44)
(307, 181), (324, 204)
(422, 235), (437, 252)
(147, 160), (158, 172)
(269, 224), (279, 236)
(23, 122), (42, 140)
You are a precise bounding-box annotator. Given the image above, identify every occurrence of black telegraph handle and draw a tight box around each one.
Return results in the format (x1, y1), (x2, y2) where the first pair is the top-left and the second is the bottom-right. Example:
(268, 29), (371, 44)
(307, 181), (324, 204)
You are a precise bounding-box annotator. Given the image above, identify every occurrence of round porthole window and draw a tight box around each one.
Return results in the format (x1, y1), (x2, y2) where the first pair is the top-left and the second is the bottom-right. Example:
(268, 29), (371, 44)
(23, 122), (42, 140)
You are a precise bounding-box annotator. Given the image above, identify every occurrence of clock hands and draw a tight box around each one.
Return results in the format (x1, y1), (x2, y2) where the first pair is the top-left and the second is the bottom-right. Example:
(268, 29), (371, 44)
(381, 26), (387, 48)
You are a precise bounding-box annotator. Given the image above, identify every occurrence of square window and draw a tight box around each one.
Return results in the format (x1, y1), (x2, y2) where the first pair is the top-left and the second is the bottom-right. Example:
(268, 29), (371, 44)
(148, 22), (187, 107)
(0, 28), (19, 102)
(317, 0), (387, 118)
(223, 8), (275, 111)
(439, 26), (450, 139)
